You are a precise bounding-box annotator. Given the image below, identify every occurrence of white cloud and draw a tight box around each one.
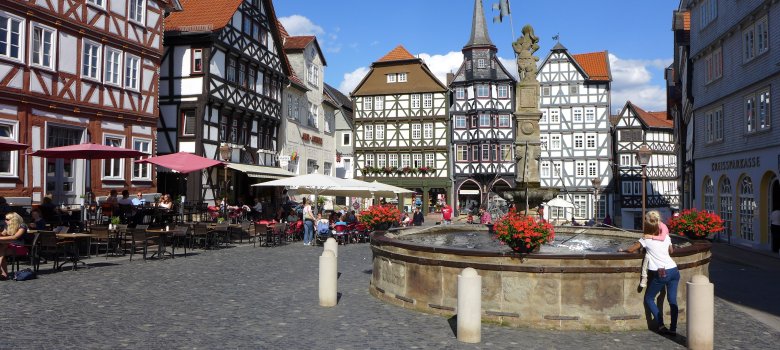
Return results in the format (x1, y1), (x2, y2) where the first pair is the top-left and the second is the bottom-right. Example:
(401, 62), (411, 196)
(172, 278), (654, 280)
(339, 66), (370, 95)
(278, 15), (324, 36)
(418, 51), (464, 84)
(497, 56), (519, 80)
(609, 53), (672, 112)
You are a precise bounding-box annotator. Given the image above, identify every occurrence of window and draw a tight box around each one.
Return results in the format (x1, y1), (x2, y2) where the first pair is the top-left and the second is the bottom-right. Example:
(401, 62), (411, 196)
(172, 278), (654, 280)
(182, 110), (196, 136)
(585, 108), (595, 122)
(374, 96), (383, 110)
(0, 122), (18, 176)
(573, 195), (587, 219)
(323, 162), (332, 176)
(307, 64), (319, 86)
(401, 154), (410, 167)
(542, 86), (550, 96)
(497, 85), (508, 98)
(247, 67), (255, 91)
(479, 114), (491, 127)
(411, 124), (421, 139)
(31, 23), (54, 68)
(456, 145), (468, 161)
(104, 47), (122, 86)
(238, 62), (246, 88)
(0, 13), (23, 61)
(227, 57), (236, 83)
(363, 97), (372, 110)
(132, 138), (151, 180)
(743, 16), (768, 62)
(455, 116), (467, 128)
(481, 145), (490, 161)
(501, 144), (512, 161)
(705, 107), (723, 143)
(425, 153), (434, 167)
(570, 86), (578, 95)
(540, 135), (548, 150)
(342, 133), (351, 146)
(88, 0), (105, 8)
(423, 93), (433, 108)
(423, 123), (433, 139)
(703, 177), (715, 213)
(308, 103), (318, 128)
(413, 154), (422, 167)
(586, 134), (596, 149)
(575, 161), (585, 177)
(622, 182), (633, 195)
(364, 125), (373, 140)
(477, 58), (486, 69)
(719, 177), (733, 238)
(553, 162), (562, 177)
(389, 154), (398, 167)
(387, 74), (396, 83)
(470, 116), (477, 128)
(124, 54), (140, 90)
(587, 161), (597, 177)
(411, 94), (420, 108)
(549, 109), (560, 123)
(375, 124), (385, 140)
(746, 88), (771, 133)
(455, 87), (465, 100)
(476, 85), (489, 97)
(219, 118), (227, 141)
(620, 154), (632, 167)
(700, 0), (717, 28)
(541, 161), (550, 178)
(490, 144), (497, 160)
(498, 115), (510, 127)
(572, 108), (583, 122)
(82, 40), (102, 80)
(230, 119), (238, 143)
(574, 134), (583, 149)
(540, 110), (547, 123)
(551, 135), (561, 150)
(103, 135), (124, 179)
(377, 154), (386, 168)
(128, 0), (145, 23)
(471, 145), (479, 161)
(738, 176), (755, 241)
(191, 48), (203, 74)
(398, 72), (407, 82)
(704, 47), (722, 83)
(308, 159), (319, 174)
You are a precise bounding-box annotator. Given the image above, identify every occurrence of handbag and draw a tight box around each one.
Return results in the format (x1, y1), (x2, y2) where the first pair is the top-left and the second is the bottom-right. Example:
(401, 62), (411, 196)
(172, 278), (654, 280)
(13, 268), (36, 281)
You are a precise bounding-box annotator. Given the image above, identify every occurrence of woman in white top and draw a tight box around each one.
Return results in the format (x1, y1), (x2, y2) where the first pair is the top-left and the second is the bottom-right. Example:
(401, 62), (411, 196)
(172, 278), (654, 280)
(619, 214), (679, 335)
(302, 198), (315, 246)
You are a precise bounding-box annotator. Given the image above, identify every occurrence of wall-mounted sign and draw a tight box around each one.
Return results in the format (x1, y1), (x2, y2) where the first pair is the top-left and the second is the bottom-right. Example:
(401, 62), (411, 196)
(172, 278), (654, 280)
(311, 136), (323, 145)
(302, 133), (311, 141)
(711, 157), (760, 171)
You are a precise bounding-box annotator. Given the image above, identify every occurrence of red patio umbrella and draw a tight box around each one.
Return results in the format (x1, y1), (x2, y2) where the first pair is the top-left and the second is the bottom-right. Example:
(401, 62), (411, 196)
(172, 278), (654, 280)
(0, 139), (29, 152)
(134, 152), (225, 173)
(30, 143), (146, 159)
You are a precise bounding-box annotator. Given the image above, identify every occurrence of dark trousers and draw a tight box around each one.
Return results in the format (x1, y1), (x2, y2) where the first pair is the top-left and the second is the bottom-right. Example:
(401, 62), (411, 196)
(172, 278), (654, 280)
(771, 225), (780, 252)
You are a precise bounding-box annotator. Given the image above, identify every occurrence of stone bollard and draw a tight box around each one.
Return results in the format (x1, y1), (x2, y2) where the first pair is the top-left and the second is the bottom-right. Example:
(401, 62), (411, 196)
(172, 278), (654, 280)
(324, 237), (338, 273)
(687, 274), (714, 350)
(319, 249), (337, 307)
(457, 267), (481, 343)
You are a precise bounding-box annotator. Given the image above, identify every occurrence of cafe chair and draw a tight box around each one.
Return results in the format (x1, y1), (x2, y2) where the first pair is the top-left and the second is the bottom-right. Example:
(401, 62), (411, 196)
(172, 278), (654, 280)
(9, 232), (40, 273)
(127, 228), (156, 261)
(36, 231), (77, 271)
(88, 226), (113, 258)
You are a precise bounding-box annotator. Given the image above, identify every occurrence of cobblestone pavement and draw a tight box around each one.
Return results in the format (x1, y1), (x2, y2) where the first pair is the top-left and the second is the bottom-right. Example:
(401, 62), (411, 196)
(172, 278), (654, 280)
(2, 241), (779, 349)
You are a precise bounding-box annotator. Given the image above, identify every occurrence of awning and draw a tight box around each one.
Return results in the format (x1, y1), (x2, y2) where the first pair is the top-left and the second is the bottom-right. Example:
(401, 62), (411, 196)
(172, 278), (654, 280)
(226, 163), (295, 180)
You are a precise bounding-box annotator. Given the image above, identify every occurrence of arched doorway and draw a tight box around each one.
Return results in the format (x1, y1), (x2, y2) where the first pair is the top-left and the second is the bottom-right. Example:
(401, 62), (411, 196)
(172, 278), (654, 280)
(718, 176), (733, 243)
(759, 172), (779, 246)
(456, 180), (481, 216)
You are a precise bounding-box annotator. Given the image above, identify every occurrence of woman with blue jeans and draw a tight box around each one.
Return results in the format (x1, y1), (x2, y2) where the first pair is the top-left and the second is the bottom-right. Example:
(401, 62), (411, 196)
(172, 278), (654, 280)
(302, 198), (315, 246)
(620, 213), (679, 335)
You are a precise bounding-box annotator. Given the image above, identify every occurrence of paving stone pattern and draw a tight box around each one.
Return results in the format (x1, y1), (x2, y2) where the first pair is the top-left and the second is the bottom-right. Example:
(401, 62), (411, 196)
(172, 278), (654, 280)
(1, 242), (779, 349)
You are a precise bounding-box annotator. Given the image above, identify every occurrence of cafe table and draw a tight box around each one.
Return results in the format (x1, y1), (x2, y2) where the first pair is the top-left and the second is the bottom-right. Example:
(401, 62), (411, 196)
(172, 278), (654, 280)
(144, 228), (175, 259)
(55, 232), (95, 270)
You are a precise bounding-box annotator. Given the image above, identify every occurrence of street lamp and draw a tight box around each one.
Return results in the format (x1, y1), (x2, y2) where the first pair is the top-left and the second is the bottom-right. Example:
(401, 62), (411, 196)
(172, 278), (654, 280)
(591, 177), (602, 223)
(637, 143), (652, 230)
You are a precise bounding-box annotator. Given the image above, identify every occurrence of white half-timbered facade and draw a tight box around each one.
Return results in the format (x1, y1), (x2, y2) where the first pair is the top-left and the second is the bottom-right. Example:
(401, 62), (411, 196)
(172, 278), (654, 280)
(352, 45), (450, 214)
(537, 43), (612, 222)
(612, 101), (677, 229)
(0, 0), (180, 205)
(161, 0), (290, 205)
(449, 0), (516, 214)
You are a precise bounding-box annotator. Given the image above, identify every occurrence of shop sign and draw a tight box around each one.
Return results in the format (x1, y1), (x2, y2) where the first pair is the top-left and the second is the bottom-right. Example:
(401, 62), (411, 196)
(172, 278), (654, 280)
(311, 136), (323, 145)
(711, 157), (760, 171)
(302, 133), (311, 141)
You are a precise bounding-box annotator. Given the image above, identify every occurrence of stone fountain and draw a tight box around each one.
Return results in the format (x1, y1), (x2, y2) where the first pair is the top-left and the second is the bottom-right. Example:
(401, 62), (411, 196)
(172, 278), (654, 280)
(497, 24), (558, 212)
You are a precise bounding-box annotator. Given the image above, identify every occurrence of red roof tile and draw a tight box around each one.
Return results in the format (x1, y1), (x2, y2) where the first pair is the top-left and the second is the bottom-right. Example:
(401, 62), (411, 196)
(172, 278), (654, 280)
(572, 51), (610, 82)
(377, 45), (416, 62)
(632, 103), (672, 128)
(277, 20), (289, 39)
(683, 11), (690, 31)
(284, 36), (315, 50)
(165, 0), (242, 32)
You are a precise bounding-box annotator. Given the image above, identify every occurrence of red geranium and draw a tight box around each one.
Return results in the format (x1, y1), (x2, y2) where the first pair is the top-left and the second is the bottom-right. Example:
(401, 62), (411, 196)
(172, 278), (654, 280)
(667, 208), (724, 239)
(493, 208), (555, 251)
(359, 205), (402, 230)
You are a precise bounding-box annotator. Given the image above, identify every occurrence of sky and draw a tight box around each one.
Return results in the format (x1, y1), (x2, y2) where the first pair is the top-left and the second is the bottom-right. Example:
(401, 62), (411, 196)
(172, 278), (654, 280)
(275, 0), (679, 113)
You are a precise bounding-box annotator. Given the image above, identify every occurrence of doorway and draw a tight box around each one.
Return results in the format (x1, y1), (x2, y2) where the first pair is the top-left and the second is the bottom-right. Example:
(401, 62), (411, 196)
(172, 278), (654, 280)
(44, 126), (84, 205)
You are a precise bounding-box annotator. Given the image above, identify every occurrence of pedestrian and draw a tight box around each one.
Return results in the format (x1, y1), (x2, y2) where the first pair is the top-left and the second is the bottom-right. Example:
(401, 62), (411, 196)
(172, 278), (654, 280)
(619, 211), (679, 336)
(603, 214), (612, 226)
(638, 211), (670, 288)
(302, 198), (315, 246)
(412, 207), (424, 226)
(479, 208), (492, 224)
(441, 203), (452, 224)
(771, 207), (780, 253)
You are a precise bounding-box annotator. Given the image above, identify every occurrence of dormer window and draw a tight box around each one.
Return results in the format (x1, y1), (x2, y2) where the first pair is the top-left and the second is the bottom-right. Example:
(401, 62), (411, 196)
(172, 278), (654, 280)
(398, 72), (407, 82)
(477, 58), (486, 69)
(387, 74), (396, 83)
(386, 73), (407, 83)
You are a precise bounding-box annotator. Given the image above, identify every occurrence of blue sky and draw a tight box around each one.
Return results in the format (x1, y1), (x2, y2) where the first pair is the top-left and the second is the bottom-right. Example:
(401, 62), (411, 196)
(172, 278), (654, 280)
(275, 0), (679, 112)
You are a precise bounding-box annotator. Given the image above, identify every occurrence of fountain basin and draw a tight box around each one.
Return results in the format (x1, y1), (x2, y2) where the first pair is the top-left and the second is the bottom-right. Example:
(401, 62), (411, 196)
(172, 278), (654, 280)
(369, 225), (711, 331)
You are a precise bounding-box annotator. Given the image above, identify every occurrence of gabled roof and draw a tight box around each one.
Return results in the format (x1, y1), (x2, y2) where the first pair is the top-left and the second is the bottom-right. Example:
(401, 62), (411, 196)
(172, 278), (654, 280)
(283, 35), (327, 66)
(629, 102), (672, 128)
(324, 83), (352, 111)
(572, 51), (611, 82)
(377, 45), (416, 62)
(165, 0), (243, 32)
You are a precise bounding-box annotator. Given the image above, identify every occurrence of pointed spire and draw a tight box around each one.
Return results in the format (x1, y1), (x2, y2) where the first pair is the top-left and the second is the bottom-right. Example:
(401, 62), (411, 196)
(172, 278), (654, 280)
(464, 0), (494, 49)
(551, 41), (567, 51)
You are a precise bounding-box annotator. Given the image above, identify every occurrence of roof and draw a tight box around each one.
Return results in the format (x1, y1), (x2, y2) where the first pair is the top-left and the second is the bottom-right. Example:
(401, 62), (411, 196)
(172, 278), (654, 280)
(165, 0), (243, 32)
(464, 0), (494, 49)
(277, 20), (290, 39)
(377, 45), (416, 62)
(324, 83), (352, 110)
(283, 36), (315, 50)
(683, 11), (690, 30)
(572, 51), (611, 82)
(631, 102), (672, 128)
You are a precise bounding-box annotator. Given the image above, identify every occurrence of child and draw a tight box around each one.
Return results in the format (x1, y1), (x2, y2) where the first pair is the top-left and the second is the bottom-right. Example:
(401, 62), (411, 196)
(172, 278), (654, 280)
(639, 211), (670, 288)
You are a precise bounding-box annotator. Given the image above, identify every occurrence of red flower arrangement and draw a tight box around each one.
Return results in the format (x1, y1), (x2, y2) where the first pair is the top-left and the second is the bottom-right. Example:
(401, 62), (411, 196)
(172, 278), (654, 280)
(493, 208), (555, 252)
(359, 205), (401, 230)
(667, 208), (724, 239)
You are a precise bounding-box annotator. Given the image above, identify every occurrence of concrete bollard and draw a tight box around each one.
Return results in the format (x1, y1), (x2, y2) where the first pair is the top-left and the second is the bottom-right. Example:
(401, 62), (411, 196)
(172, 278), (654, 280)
(687, 274), (714, 350)
(457, 267), (481, 343)
(319, 249), (337, 307)
(324, 237), (338, 272)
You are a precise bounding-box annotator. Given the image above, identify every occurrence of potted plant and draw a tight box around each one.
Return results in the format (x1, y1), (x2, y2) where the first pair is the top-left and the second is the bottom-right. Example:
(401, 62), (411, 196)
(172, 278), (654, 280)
(402, 166), (412, 175)
(109, 216), (121, 230)
(418, 166), (432, 175)
(493, 208), (555, 253)
(667, 208), (724, 240)
(359, 205), (401, 231)
(383, 166), (394, 175)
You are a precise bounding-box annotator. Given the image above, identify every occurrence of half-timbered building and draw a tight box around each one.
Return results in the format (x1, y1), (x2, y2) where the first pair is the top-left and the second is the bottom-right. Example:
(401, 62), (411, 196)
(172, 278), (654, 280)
(666, 7), (693, 211)
(161, 0), (291, 205)
(324, 83), (356, 209)
(537, 43), (612, 222)
(0, 0), (181, 205)
(351, 45), (450, 214)
(612, 101), (677, 229)
(683, 0), (780, 250)
(449, 0), (515, 214)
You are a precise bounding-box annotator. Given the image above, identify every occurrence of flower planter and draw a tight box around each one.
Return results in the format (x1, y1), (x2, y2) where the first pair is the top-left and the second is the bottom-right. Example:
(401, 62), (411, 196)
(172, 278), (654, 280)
(509, 241), (540, 253)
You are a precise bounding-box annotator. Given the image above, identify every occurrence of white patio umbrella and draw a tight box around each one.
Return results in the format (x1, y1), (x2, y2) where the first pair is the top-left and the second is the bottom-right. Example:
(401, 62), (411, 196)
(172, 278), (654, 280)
(544, 197), (576, 209)
(252, 173), (379, 212)
(369, 180), (415, 195)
